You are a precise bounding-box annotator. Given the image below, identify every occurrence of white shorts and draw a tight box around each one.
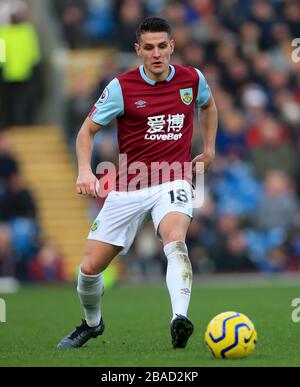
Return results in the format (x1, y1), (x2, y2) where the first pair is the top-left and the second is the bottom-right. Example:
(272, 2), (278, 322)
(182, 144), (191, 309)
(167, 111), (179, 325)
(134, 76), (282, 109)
(87, 180), (193, 255)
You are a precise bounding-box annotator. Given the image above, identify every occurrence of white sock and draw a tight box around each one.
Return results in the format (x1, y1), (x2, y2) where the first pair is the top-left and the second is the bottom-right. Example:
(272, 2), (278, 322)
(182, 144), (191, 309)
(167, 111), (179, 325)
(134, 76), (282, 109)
(164, 241), (192, 321)
(77, 267), (104, 327)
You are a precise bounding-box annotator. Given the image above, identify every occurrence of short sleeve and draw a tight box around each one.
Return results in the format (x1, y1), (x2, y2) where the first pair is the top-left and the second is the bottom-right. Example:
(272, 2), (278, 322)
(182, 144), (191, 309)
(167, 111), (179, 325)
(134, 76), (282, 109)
(194, 68), (211, 108)
(89, 78), (124, 126)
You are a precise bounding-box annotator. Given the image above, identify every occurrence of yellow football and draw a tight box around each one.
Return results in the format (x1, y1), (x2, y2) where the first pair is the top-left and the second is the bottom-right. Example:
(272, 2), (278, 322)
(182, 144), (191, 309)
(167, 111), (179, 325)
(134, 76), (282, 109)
(204, 311), (257, 359)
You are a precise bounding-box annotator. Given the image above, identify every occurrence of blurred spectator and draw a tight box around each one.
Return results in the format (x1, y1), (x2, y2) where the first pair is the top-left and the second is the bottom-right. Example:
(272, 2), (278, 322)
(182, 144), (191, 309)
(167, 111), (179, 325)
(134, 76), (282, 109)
(85, 0), (114, 44)
(10, 217), (40, 281)
(144, 0), (166, 15)
(0, 173), (36, 221)
(209, 215), (256, 272)
(132, 224), (162, 277)
(52, 0), (88, 48)
(0, 223), (15, 277)
(115, 0), (145, 52)
(212, 157), (261, 216)
(283, 0), (300, 37)
(248, 114), (299, 179)
(29, 244), (66, 282)
(163, 0), (186, 25)
(93, 131), (118, 166)
(186, 0), (214, 23)
(222, 58), (251, 97)
(212, 87), (234, 117)
(241, 171), (299, 272)
(274, 90), (300, 130)
(216, 109), (248, 158)
(270, 22), (294, 73)
(0, 131), (19, 195)
(241, 84), (268, 119)
(215, 0), (251, 31)
(181, 40), (205, 69)
(289, 217), (300, 270)
(62, 4), (87, 48)
(66, 78), (95, 143)
(239, 21), (261, 59)
(264, 245), (289, 272)
(215, 39), (238, 68)
(0, 172), (40, 280)
(0, 0), (42, 126)
(192, 14), (226, 46)
(254, 171), (299, 233)
(186, 217), (216, 273)
(249, 0), (278, 50)
(265, 68), (291, 106)
(172, 23), (192, 56)
(250, 51), (272, 84)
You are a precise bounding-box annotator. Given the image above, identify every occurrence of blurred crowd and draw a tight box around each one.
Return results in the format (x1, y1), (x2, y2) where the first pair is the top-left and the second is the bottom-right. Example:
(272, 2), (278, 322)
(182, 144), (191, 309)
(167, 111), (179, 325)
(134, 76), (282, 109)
(0, 131), (65, 281)
(0, 0), (43, 128)
(1, 0), (300, 280)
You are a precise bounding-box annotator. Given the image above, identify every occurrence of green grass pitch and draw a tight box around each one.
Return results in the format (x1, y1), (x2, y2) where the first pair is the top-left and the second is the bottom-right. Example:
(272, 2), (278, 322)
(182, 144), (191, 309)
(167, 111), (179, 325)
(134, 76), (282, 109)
(0, 278), (300, 367)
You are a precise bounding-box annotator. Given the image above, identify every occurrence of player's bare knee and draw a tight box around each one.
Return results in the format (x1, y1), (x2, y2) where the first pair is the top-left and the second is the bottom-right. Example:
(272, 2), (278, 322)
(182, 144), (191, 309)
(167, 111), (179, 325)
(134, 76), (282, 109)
(163, 231), (186, 245)
(81, 256), (107, 275)
(80, 263), (100, 276)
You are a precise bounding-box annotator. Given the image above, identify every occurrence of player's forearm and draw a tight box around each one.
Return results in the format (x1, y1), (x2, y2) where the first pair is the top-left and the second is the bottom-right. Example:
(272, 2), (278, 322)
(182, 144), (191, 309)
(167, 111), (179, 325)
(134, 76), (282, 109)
(76, 118), (96, 173)
(200, 97), (218, 155)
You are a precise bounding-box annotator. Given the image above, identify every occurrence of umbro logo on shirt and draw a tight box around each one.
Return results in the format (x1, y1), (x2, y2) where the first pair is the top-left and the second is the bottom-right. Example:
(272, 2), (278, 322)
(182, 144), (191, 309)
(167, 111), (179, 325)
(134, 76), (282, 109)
(135, 100), (147, 108)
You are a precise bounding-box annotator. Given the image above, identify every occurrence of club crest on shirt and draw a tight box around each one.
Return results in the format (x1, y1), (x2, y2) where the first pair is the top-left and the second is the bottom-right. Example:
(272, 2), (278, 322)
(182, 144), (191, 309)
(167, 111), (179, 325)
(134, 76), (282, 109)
(180, 88), (193, 105)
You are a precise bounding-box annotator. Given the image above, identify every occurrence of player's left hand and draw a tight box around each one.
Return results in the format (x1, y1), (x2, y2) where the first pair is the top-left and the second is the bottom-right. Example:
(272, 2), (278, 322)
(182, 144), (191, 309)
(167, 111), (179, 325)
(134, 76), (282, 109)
(192, 151), (215, 174)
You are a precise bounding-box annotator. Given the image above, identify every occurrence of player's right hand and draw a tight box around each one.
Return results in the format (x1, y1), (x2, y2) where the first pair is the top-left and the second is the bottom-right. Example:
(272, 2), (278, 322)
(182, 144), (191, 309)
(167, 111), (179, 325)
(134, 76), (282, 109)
(76, 170), (99, 198)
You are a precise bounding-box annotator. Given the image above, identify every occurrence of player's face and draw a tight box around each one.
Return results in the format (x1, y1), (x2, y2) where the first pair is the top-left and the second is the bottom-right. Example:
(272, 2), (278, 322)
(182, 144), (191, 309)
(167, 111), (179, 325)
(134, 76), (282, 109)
(135, 32), (175, 81)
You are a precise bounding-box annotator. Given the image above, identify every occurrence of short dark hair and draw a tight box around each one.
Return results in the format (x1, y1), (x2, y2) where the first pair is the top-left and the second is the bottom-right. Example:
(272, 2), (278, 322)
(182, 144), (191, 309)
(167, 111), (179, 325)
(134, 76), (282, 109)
(136, 17), (172, 42)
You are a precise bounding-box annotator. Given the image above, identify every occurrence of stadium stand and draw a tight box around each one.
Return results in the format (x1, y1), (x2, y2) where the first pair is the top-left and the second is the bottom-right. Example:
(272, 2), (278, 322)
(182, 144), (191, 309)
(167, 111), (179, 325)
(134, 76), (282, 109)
(9, 126), (90, 280)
